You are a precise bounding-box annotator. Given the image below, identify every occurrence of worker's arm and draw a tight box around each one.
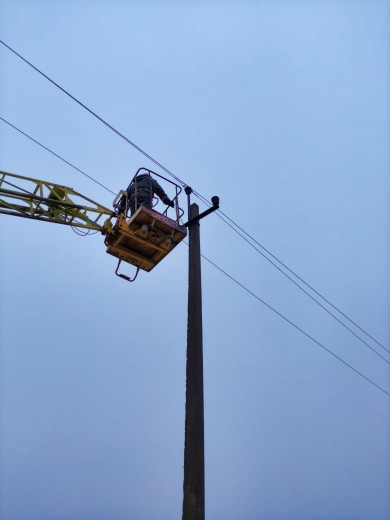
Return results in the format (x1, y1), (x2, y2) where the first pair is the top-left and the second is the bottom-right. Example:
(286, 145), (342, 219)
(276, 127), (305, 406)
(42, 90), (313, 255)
(152, 179), (174, 206)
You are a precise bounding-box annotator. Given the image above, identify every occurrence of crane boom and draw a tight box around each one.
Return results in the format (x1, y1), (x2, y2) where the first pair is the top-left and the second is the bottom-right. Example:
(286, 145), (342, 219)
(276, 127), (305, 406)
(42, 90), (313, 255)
(0, 170), (114, 231)
(0, 168), (187, 282)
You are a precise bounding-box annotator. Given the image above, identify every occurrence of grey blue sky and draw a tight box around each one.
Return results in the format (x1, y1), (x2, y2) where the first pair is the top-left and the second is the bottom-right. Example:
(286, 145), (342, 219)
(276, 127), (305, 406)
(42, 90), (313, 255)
(0, 1), (389, 519)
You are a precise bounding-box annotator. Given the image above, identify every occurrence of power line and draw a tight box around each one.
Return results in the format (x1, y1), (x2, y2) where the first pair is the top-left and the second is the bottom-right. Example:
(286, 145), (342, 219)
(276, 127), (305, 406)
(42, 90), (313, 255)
(194, 194), (390, 364)
(199, 249), (390, 398)
(0, 116), (116, 195)
(217, 206), (390, 355)
(192, 189), (390, 356)
(5, 105), (387, 367)
(0, 39), (186, 189)
(2, 117), (388, 401)
(2, 39), (387, 357)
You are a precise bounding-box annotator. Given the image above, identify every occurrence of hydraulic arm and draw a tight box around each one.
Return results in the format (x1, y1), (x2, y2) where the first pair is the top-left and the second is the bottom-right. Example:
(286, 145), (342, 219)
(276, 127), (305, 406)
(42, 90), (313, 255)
(0, 169), (187, 282)
(0, 170), (114, 232)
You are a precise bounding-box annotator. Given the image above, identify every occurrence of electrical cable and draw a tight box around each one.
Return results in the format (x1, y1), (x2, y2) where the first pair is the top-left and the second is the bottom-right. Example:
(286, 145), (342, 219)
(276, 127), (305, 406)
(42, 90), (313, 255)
(3, 111), (388, 398)
(1, 39), (387, 356)
(217, 205), (390, 355)
(0, 116), (116, 195)
(71, 226), (99, 236)
(194, 197), (390, 364)
(192, 188), (390, 356)
(0, 39), (185, 189)
(197, 247), (390, 398)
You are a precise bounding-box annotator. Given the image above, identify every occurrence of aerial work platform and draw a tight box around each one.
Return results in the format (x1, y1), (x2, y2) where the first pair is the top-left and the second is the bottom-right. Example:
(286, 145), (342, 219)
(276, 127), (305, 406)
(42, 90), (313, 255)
(105, 205), (187, 274)
(0, 168), (188, 283)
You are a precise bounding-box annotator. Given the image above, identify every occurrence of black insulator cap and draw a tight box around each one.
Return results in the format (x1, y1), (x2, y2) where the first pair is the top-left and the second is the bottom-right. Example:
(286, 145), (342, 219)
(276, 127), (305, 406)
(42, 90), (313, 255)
(211, 195), (219, 207)
(185, 186), (193, 195)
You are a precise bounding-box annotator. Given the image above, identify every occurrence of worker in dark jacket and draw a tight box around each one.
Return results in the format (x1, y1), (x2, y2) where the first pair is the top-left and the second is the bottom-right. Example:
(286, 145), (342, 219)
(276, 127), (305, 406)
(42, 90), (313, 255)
(118, 173), (174, 215)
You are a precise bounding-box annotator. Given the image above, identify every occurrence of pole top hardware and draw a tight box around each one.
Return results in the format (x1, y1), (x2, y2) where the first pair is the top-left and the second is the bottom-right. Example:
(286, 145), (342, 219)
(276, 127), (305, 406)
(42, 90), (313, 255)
(184, 195), (220, 227)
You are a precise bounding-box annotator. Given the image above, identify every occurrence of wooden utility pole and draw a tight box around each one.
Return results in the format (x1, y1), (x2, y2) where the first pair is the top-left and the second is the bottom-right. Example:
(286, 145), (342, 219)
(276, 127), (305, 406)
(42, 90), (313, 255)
(182, 191), (219, 520)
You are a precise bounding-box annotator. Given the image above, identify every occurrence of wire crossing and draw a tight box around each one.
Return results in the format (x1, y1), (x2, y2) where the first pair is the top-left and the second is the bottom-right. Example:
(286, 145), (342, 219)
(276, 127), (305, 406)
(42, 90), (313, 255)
(1, 39), (388, 358)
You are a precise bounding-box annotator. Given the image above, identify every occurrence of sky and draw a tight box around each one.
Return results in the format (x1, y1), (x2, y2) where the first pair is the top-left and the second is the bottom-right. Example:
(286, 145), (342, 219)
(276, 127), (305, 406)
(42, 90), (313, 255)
(0, 1), (389, 519)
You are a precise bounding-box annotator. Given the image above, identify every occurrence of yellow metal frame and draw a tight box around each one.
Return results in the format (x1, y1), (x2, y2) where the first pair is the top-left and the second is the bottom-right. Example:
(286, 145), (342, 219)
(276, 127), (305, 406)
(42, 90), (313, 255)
(105, 205), (187, 272)
(0, 170), (114, 230)
(0, 169), (187, 281)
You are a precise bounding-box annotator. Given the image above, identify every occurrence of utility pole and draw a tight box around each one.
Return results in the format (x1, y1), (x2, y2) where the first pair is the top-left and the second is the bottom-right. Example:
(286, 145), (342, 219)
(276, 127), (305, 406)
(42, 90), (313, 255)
(182, 188), (219, 520)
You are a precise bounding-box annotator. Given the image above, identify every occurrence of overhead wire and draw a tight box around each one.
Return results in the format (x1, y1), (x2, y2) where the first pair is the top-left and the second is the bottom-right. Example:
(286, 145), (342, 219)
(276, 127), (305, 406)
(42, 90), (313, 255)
(0, 39), (185, 189)
(192, 191), (390, 363)
(0, 117), (115, 235)
(4, 112), (386, 368)
(1, 39), (388, 357)
(0, 116), (116, 195)
(209, 195), (390, 356)
(192, 188), (390, 354)
(199, 249), (390, 398)
(2, 118), (389, 400)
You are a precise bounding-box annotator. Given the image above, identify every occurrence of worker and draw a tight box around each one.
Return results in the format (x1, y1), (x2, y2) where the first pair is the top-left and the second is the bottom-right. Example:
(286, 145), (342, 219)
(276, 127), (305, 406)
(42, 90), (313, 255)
(118, 172), (174, 215)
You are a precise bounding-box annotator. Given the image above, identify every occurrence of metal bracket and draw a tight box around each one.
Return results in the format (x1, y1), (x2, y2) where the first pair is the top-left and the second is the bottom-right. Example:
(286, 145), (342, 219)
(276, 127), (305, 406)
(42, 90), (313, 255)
(184, 195), (220, 227)
(115, 259), (140, 282)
